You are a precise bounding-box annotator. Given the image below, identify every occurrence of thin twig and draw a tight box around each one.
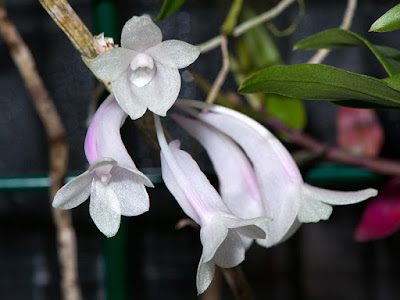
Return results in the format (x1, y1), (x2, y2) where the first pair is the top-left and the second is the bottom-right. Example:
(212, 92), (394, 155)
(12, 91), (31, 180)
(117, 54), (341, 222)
(206, 36), (230, 104)
(0, 5), (81, 300)
(198, 0), (296, 53)
(266, 117), (400, 177)
(308, 0), (357, 64)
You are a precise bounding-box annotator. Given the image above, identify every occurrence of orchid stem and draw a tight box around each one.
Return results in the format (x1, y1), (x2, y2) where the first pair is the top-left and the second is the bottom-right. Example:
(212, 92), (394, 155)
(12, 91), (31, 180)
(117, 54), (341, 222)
(206, 35), (230, 104)
(198, 0), (296, 53)
(308, 0), (357, 64)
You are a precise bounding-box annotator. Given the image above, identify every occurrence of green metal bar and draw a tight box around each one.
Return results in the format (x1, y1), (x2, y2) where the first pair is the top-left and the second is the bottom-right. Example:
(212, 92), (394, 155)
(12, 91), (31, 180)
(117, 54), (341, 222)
(0, 169), (163, 191)
(0, 164), (383, 192)
(91, 1), (131, 299)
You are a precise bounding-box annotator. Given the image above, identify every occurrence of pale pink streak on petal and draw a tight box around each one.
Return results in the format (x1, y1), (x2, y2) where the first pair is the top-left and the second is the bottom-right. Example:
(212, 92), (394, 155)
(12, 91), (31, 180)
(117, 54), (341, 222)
(172, 114), (263, 219)
(198, 112), (300, 247)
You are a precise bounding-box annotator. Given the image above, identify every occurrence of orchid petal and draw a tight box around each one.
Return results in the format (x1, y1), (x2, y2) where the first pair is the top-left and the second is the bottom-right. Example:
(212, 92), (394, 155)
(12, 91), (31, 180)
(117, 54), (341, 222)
(196, 256), (215, 295)
(112, 72), (148, 120)
(109, 165), (151, 216)
(198, 112), (300, 247)
(121, 16), (162, 52)
(88, 48), (136, 82)
(172, 114), (263, 219)
(167, 140), (230, 215)
(297, 198), (333, 223)
(90, 179), (121, 237)
(212, 230), (245, 268)
(161, 140), (228, 224)
(200, 218), (229, 263)
(302, 183), (377, 205)
(146, 40), (201, 69)
(52, 171), (93, 209)
(132, 62), (181, 116)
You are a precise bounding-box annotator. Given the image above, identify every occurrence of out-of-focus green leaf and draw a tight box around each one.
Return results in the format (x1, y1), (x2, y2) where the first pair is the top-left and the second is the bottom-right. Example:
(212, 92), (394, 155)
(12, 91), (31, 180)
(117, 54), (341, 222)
(295, 28), (400, 76)
(221, 0), (243, 35)
(265, 94), (306, 130)
(370, 4), (400, 32)
(153, 0), (185, 22)
(239, 64), (400, 108)
(241, 8), (282, 69)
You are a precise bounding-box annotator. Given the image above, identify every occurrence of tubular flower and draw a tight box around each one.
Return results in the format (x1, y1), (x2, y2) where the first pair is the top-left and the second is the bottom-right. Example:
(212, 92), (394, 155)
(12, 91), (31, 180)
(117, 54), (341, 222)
(53, 94), (153, 237)
(88, 16), (200, 120)
(176, 100), (378, 247)
(154, 115), (270, 294)
(172, 114), (265, 248)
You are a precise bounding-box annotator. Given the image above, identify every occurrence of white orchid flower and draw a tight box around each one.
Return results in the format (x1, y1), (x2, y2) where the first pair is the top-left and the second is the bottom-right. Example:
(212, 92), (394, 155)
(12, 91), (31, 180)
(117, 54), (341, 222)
(176, 100), (378, 247)
(53, 94), (153, 237)
(172, 113), (265, 248)
(89, 16), (200, 120)
(154, 115), (270, 294)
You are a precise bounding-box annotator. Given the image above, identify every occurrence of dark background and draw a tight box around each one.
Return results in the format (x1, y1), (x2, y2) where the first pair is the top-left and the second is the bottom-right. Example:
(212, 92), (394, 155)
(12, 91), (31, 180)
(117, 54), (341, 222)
(1, 0), (400, 299)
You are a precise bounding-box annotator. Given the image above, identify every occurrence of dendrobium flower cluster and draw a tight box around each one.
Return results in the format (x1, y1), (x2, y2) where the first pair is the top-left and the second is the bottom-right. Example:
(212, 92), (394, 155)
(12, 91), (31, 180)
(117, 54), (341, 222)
(53, 15), (378, 295)
(89, 16), (200, 120)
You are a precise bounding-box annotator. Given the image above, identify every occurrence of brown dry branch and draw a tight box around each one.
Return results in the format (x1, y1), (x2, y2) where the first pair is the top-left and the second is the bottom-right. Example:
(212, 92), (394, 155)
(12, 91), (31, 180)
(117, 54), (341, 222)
(267, 117), (400, 177)
(206, 35), (230, 105)
(0, 4), (82, 300)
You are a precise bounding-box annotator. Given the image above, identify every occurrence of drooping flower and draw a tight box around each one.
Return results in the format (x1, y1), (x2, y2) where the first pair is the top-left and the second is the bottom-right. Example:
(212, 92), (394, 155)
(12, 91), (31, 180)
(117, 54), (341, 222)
(176, 100), (378, 247)
(154, 115), (270, 294)
(172, 114), (265, 248)
(89, 16), (200, 120)
(53, 94), (153, 237)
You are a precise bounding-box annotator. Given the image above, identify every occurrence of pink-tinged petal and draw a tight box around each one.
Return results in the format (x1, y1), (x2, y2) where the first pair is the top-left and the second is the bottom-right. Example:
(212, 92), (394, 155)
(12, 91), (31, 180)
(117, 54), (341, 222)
(336, 107), (384, 157)
(197, 256), (215, 295)
(84, 94), (138, 168)
(172, 114), (263, 219)
(198, 112), (301, 247)
(160, 140), (229, 224)
(52, 171), (93, 209)
(112, 72), (148, 120)
(302, 183), (377, 205)
(355, 177), (400, 242)
(90, 178), (121, 237)
(121, 16), (162, 52)
(132, 61), (181, 116)
(146, 40), (200, 69)
(88, 48), (136, 82)
(109, 165), (152, 216)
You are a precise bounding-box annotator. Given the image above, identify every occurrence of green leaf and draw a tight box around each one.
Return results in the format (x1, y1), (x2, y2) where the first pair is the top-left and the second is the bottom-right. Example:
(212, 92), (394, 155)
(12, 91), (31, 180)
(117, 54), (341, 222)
(295, 28), (400, 76)
(239, 64), (400, 108)
(370, 4), (400, 32)
(153, 0), (185, 22)
(241, 8), (282, 69)
(265, 94), (306, 130)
